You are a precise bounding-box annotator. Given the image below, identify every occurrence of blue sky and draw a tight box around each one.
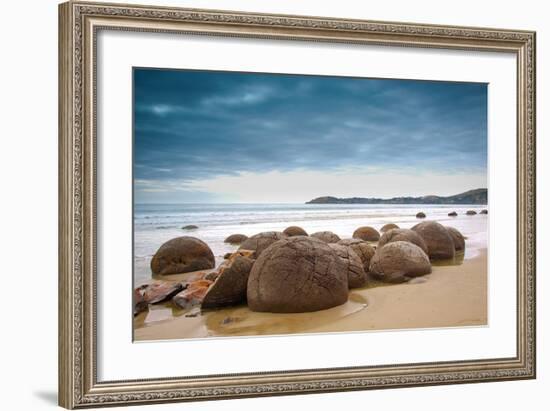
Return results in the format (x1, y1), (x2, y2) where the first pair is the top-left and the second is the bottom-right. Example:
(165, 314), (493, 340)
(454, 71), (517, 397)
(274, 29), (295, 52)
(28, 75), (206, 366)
(134, 68), (487, 203)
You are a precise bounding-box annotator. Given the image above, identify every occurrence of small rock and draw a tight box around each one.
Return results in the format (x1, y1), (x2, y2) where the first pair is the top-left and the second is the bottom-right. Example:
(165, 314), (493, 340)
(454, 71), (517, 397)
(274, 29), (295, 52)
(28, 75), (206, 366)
(480, 209), (488, 215)
(224, 233), (248, 244)
(352, 226), (380, 241)
(283, 226), (308, 237)
(182, 225), (198, 230)
(378, 228), (429, 255)
(448, 211), (458, 217)
(310, 231), (341, 243)
(416, 212), (426, 219)
(466, 210), (477, 215)
(238, 231), (286, 258)
(380, 223), (399, 233)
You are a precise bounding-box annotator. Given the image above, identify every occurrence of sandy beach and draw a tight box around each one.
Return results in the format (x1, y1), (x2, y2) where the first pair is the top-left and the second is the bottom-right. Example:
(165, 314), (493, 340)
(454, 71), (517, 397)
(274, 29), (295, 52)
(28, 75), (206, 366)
(134, 248), (487, 341)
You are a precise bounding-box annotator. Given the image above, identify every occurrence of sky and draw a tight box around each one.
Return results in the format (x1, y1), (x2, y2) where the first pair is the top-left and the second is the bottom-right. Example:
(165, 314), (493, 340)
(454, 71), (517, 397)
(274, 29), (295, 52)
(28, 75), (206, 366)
(134, 68), (487, 204)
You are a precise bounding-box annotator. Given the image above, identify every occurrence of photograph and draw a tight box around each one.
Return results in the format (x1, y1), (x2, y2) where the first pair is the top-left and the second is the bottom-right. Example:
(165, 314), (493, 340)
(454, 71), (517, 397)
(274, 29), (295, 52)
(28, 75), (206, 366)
(132, 68), (489, 341)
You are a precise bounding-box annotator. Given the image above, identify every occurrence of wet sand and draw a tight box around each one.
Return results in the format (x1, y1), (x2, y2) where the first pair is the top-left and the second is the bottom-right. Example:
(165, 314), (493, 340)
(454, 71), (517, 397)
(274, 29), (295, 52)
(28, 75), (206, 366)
(134, 249), (487, 341)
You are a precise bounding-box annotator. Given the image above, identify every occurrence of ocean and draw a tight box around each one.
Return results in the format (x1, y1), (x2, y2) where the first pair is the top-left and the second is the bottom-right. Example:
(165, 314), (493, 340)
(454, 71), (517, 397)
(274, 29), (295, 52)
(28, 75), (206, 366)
(134, 203), (488, 286)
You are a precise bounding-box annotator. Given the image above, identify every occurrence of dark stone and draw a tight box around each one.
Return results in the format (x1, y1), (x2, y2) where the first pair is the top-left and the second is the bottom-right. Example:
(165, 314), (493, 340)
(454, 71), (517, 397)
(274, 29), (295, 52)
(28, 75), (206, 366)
(411, 221), (455, 260)
(202, 256), (254, 309)
(224, 233), (248, 244)
(283, 226), (308, 237)
(151, 236), (215, 275)
(310, 231), (341, 244)
(238, 231), (286, 258)
(378, 228), (429, 255)
(369, 241), (432, 283)
(380, 223), (399, 233)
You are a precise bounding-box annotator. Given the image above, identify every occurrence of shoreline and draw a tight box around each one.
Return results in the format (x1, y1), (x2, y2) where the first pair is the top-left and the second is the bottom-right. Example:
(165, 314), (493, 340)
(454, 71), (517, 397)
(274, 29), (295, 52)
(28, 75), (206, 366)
(134, 249), (487, 341)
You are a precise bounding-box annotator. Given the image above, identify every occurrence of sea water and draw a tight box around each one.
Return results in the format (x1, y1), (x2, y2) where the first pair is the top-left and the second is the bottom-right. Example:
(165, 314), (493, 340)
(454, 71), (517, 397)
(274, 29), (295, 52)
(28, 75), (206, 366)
(134, 203), (488, 285)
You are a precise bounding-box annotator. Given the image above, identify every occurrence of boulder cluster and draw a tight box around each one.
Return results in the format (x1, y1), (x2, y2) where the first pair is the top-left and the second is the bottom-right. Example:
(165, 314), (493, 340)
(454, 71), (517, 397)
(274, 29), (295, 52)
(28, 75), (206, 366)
(135, 221), (468, 316)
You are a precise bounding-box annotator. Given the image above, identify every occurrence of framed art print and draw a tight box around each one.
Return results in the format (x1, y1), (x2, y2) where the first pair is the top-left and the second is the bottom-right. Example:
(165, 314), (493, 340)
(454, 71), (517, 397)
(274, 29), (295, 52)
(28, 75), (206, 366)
(58, 1), (536, 408)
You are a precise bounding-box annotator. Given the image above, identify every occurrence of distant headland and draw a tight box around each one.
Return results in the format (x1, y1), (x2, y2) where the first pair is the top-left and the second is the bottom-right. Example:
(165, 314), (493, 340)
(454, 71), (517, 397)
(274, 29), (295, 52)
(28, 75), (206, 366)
(306, 188), (487, 205)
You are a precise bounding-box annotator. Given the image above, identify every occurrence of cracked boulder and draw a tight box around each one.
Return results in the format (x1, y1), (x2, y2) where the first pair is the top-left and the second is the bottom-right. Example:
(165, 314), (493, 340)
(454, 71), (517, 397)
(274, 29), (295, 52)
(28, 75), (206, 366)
(247, 236), (348, 313)
(328, 243), (367, 289)
(202, 256), (254, 309)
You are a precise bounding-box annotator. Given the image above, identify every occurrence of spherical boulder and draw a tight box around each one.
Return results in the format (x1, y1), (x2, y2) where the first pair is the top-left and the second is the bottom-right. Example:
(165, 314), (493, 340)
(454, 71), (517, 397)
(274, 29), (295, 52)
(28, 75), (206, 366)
(378, 228), (429, 255)
(283, 226), (308, 237)
(247, 237), (348, 313)
(466, 210), (477, 215)
(380, 223), (399, 233)
(310, 231), (341, 244)
(445, 226), (465, 252)
(328, 243), (367, 289)
(448, 211), (458, 217)
(352, 226), (380, 242)
(151, 237), (215, 275)
(411, 221), (455, 260)
(202, 256), (254, 309)
(224, 233), (248, 245)
(416, 212), (426, 219)
(369, 241), (432, 283)
(337, 238), (375, 272)
(238, 231), (286, 258)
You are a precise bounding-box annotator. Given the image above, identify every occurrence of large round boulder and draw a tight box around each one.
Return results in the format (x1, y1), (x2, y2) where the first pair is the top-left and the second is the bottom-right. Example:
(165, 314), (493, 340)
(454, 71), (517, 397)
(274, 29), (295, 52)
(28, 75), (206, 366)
(151, 237), (215, 275)
(247, 237), (348, 313)
(224, 233), (248, 245)
(378, 228), (429, 255)
(380, 223), (399, 233)
(283, 226), (308, 237)
(352, 226), (380, 241)
(445, 226), (465, 252)
(328, 243), (367, 289)
(411, 221), (455, 260)
(369, 241), (432, 283)
(202, 256), (254, 309)
(238, 231), (286, 258)
(337, 238), (375, 272)
(310, 231), (341, 244)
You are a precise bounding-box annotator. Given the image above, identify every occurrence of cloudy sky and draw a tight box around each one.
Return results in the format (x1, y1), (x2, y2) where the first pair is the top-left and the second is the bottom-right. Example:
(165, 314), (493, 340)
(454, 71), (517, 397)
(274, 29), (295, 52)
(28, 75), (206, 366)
(134, 68), (487, 204)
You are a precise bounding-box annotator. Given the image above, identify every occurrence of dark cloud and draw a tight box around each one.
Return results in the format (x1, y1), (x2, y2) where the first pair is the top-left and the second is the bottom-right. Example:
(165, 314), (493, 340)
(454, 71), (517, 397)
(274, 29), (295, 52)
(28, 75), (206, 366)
(134, 68), (487, 196)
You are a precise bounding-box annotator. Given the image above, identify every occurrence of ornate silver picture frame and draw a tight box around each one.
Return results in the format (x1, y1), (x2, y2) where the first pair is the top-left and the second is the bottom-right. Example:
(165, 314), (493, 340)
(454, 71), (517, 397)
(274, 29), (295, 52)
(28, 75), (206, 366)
(58, 1), (536, 408)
